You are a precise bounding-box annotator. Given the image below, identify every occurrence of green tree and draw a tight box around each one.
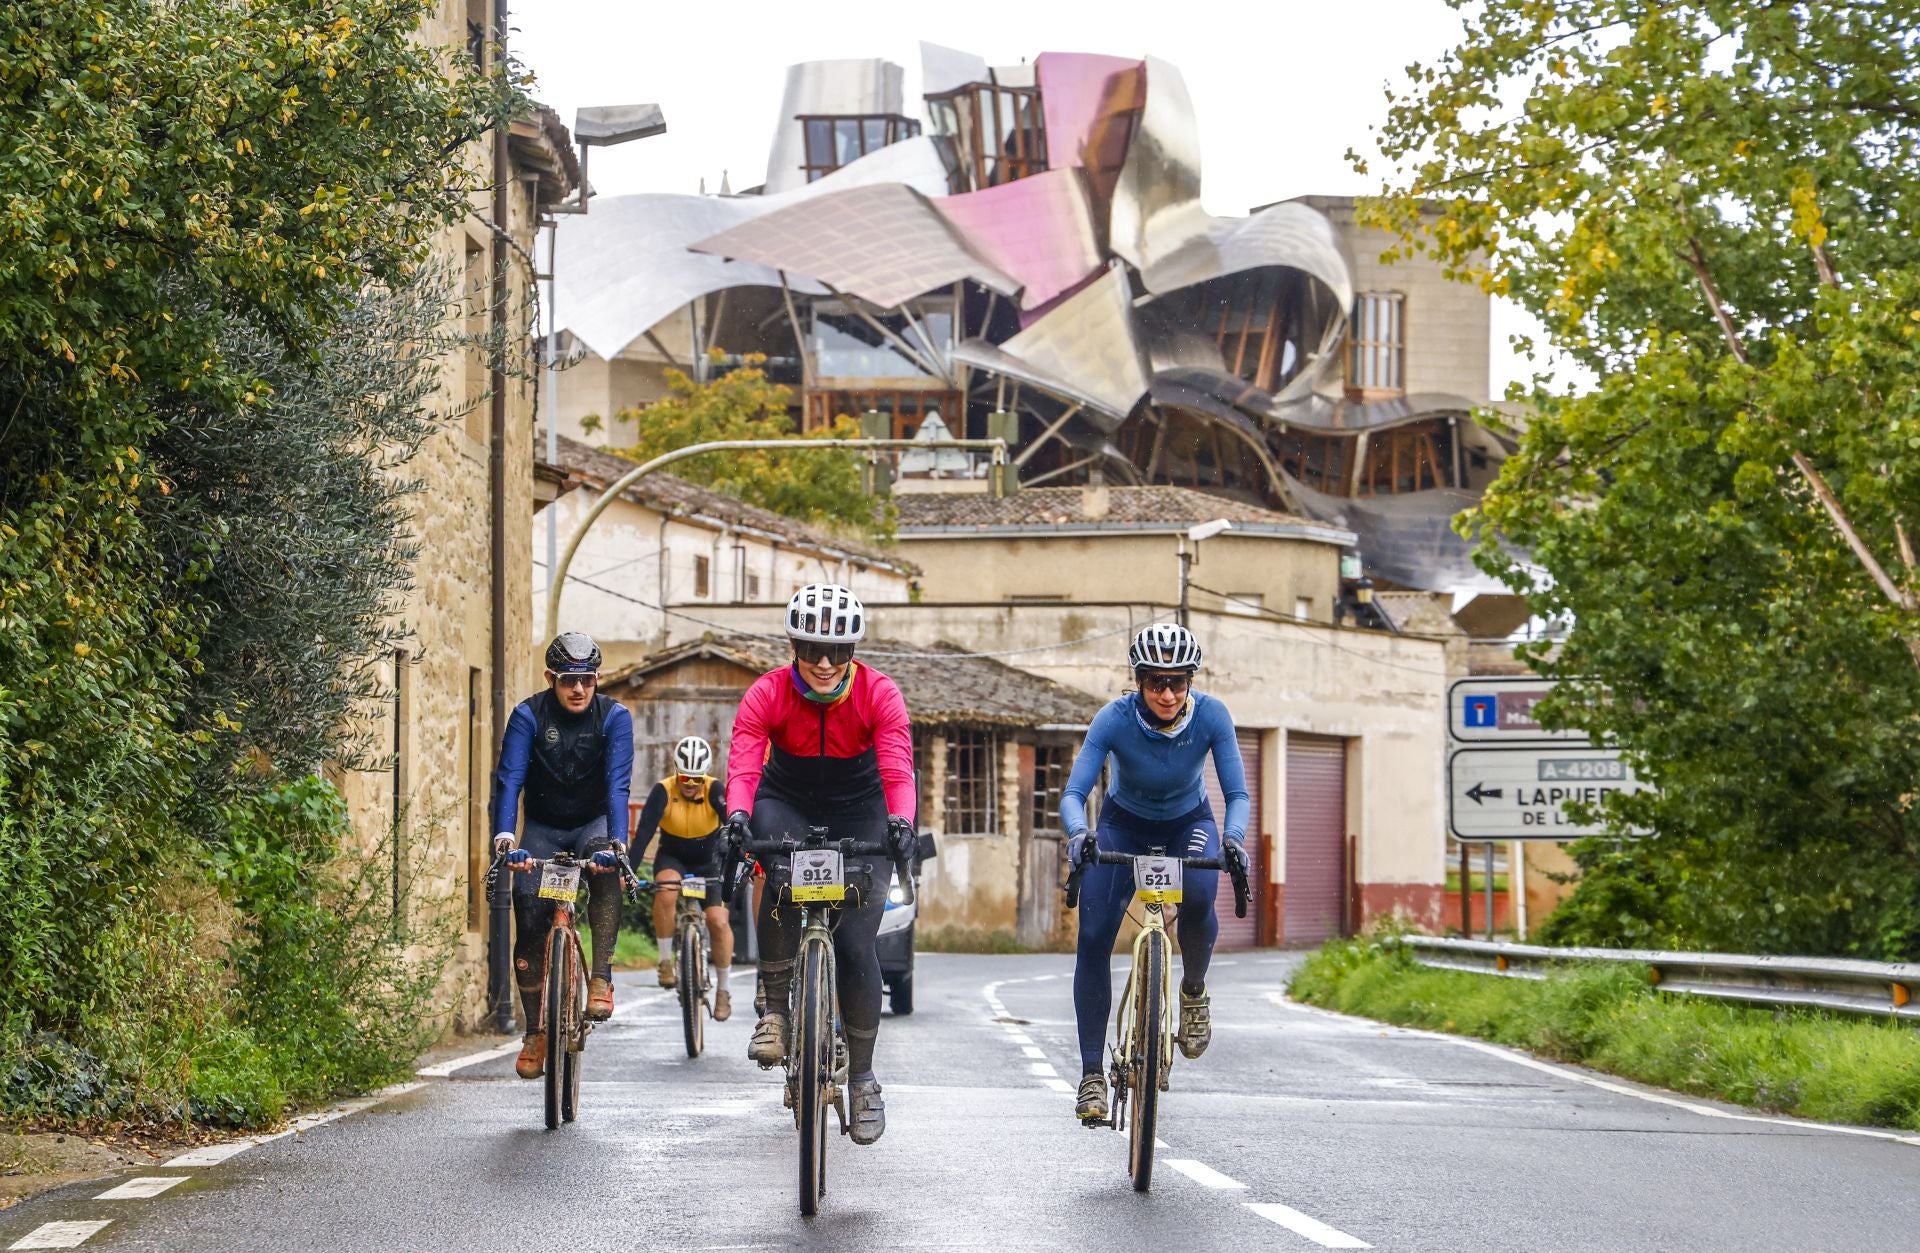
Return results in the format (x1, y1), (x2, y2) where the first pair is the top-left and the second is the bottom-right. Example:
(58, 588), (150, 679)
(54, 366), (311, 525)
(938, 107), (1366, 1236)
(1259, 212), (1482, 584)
(0, 0), (511, 1105)
(1358, 1), (1920, 955)
(610, 354), (895, 539)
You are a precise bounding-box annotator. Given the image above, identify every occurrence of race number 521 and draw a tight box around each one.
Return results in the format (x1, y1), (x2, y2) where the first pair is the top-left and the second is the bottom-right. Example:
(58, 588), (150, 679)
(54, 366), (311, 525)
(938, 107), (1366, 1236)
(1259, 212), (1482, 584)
(1133, 856), (1183, 904)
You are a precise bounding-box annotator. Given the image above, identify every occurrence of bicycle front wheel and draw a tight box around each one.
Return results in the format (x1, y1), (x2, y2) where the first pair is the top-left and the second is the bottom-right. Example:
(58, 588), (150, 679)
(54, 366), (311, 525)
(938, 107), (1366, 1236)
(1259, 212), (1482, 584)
(795, 933), (833, 1216)
(561, 929), (584, 1124)
(543, 925), (571, 1131)
(679, 917), (705, 1058)
(1128, 928), (1167, 1192)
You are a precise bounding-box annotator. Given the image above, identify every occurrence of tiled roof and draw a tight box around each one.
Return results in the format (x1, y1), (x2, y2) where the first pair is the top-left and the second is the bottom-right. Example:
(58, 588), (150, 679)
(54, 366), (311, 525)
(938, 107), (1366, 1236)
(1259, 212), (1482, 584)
(607, 633), (1103, 730)
(895, 484), (1341, 535)
(553, 434), (912, 572)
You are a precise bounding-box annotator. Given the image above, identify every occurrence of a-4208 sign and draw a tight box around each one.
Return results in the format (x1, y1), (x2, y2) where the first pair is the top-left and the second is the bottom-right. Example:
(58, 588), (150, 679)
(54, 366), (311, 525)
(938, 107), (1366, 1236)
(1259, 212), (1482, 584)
(1445, 677), (1646, 841)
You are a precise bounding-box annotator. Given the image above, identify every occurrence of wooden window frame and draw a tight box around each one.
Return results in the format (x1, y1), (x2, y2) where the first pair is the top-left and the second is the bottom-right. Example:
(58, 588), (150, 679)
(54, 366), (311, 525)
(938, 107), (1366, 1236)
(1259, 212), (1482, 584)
(1347, 291), (1405, 396)
(796, 113), (922, 182)
(1030, 742), (1072, 834)
(925, 84), (1047, 188)
(693, 553), (711, 599)
(944, 728), (999, 836)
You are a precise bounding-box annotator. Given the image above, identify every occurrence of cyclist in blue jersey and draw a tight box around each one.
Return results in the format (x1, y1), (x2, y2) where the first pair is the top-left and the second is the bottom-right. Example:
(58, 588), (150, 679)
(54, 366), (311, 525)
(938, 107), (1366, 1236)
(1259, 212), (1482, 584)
(1059, 623), (1250, 1123)
(490, 632), (635, 1079)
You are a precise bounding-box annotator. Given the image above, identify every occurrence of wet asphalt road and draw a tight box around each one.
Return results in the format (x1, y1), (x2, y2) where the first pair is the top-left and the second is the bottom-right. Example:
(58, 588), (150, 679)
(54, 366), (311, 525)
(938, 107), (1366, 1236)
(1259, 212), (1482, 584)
(6, 951), (1920, 1251)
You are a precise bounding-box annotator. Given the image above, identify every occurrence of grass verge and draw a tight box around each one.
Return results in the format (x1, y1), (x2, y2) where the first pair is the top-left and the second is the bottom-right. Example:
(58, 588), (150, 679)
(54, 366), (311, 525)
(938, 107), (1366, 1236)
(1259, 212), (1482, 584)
(1291, 933), (1920, 1132)
(613, 930), (659, 970)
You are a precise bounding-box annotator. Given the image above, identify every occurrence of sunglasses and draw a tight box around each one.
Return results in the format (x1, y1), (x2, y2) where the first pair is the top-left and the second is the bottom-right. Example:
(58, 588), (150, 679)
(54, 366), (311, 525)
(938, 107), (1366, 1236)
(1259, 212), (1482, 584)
(794, 641), (856, 667)
(675, 773), (704, 786)
(1139, 672), (1192, 694)
(552, 672), (598, 690)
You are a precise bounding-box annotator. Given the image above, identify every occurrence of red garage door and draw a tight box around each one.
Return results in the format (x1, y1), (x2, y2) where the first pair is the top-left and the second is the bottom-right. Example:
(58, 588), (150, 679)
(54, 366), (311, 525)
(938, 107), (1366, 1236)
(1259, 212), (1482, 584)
(1205, 730), (1263, 950)
(1284, 734), (1347, 945)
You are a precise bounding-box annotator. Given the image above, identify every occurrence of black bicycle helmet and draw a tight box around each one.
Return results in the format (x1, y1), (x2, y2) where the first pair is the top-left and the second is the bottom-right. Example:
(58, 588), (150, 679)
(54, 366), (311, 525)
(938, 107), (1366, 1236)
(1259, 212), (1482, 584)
(545, 631), (602, 673)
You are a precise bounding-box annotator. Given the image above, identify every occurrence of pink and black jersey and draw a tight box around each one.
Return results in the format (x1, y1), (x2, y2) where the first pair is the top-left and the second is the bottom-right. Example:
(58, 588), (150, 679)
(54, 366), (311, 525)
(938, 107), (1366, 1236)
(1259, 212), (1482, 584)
(725, 662), (915, 818)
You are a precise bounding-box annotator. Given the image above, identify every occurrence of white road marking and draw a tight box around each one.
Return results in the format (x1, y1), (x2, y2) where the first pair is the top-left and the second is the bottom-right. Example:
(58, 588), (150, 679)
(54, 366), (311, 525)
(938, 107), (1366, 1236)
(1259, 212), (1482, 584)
(94, 1177), (188, 1200)
(1244, 1202), (1372, 1248)
(8, 1221), (112, 1250)
(1165, 1159), (1245, 1189)
(1004, 1032), (1034, 1045)
(166, 1082), (424, 1167)
(1027, 1062), (1058, 1077)
(416, 1041), (519, 1077)
(1269, 992), (1920, 1149)
(1020, 1046), (1047, 1059)
(1043, 1078), (1075, 1093)
(1155, 1137), (1170, 1149)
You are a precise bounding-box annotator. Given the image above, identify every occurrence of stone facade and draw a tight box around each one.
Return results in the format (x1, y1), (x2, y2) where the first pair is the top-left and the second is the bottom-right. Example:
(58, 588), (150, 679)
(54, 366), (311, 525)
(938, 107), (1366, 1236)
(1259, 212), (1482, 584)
(329, 1), (574, 1030)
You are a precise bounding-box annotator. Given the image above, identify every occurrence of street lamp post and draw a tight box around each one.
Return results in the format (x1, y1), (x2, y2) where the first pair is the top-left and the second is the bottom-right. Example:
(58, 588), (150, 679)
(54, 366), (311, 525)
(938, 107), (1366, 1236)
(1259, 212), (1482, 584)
(1176, 518), (1234, 628)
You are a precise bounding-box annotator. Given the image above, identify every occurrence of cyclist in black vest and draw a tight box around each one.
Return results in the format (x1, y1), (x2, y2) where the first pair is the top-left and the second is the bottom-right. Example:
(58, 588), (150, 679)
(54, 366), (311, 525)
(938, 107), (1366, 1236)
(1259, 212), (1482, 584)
(491, 632), (635, 1080)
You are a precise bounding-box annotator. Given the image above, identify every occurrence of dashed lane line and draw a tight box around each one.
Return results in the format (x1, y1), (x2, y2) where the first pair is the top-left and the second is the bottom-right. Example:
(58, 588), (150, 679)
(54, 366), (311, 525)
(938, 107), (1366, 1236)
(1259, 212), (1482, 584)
(165, 1082), (424, 1167)
(1244, 1203), (1373, 1249)
(1043, 1078), (1075, 1093)
(1020, 1046), (1047, 1059)
(93, 1178), (187, 1201)
(8, 1221), (113, 1250)
(1164, 1159), (1246, 1190)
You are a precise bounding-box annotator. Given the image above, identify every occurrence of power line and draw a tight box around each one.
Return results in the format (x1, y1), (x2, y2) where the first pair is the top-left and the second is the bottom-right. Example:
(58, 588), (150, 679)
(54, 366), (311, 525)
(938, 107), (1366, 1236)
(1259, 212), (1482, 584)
(1184, 581), (1450, 678)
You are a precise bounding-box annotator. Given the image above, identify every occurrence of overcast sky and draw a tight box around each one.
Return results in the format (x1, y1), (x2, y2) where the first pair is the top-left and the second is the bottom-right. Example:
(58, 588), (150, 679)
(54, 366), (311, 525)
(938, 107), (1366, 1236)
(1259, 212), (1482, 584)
(508, 0), (1566, 394)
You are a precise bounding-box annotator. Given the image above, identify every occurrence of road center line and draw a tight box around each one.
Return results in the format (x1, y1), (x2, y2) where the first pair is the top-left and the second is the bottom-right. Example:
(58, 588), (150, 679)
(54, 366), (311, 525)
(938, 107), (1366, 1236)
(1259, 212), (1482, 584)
(1244, 1202), (1372, 1249)
(94, 1177), (188, 1200)
(1043, 1077), (1075, 1093)
(8, 1221), (112, 1250)
(1020, 1045), (1047, 1059)
(1165, 1159), (1246, 1189)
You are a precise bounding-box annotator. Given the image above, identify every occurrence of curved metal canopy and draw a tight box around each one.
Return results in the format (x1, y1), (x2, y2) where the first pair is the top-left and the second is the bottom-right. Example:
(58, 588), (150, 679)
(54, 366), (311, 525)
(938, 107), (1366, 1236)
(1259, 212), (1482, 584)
(951, 265), (1148, 427)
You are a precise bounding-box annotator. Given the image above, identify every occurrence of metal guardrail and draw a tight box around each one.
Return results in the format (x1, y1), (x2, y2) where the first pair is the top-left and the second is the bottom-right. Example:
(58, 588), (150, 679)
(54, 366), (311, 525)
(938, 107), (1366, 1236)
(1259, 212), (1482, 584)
(1404, 936), (1920, 1021)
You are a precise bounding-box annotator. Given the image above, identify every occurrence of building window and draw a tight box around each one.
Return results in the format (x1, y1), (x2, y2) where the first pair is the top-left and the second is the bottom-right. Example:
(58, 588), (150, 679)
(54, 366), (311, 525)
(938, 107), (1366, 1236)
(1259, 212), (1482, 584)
(926, 84), (1047, 188)
(1348, 291), (1405, 394)
(693, 554), (711, 598)
(1294, 596), (1314, 622)
(1275, 429), (1350, 496)
(1223, 592), (1264, 617)
(745, 571), (761, 601)
(1356, 419), (1452, 496)
(1031, 744), (1072, 834)
(809, 298), (953, 383)
(944, 730), (999, 835)
(803, 388), (963, 437)
(799, 114), (922, 182)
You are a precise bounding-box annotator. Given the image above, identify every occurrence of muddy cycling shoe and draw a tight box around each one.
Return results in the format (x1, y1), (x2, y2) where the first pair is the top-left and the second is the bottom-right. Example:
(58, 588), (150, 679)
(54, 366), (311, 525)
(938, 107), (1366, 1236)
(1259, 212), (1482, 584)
(848, 1078), (886, 1145)
(1178, 986), (1212, 1059)
(587, 976), (614, 1021)
(1075, 1073), (1109, 1123)
(657, 953), (677, 989)
(713, 989), (733, 1022)
(747, 1013), (788, 1067)
(515, 1032), (547, 1080)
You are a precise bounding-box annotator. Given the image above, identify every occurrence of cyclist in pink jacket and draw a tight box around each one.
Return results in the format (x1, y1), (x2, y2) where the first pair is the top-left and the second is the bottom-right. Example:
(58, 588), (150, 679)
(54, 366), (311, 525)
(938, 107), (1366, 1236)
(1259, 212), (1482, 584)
(721, 584), (918, 1145)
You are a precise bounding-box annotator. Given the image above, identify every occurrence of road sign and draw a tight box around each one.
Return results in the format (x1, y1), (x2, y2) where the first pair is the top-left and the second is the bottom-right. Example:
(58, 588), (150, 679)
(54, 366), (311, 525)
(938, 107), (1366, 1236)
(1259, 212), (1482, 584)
(1447, 676), (1583, 743)
(1448, 746), (1646, 840)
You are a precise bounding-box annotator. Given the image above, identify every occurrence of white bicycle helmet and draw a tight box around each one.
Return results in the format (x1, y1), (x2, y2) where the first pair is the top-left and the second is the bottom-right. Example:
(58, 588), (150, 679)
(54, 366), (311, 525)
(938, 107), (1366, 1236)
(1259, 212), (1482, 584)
(785, 583), (866, 643)
(673, 736), (713, 776)
(1130, 623), (1202, 671)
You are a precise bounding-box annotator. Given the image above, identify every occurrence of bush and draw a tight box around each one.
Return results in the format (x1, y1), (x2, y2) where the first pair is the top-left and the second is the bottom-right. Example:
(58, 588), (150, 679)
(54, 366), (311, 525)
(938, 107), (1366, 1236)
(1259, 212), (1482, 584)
(1292, 935), (1920, 1132)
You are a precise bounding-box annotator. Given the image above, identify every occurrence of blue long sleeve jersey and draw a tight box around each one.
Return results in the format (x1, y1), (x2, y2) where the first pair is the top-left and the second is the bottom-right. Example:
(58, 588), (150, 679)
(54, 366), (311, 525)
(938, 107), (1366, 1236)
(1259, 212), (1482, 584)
(1059, 692), (1249, 843)
(489, 694), (634, 846)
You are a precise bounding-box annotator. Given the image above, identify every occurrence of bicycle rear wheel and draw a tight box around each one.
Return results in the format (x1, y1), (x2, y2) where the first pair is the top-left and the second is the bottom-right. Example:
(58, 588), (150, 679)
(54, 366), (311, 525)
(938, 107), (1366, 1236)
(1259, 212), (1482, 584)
(543, 925), (570, 1131)
(795, 933), (833, 1216)
(561, 930), (584, 1124)
(679, 917), (705, 1058)
(1128, 929), (1167, 1192)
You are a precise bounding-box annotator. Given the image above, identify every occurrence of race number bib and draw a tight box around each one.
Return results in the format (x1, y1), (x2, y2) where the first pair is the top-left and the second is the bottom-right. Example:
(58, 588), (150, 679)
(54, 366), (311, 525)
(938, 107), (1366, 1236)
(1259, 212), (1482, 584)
(790, 849), (846, 903)
(679, 875), (707, 901)
(537, 863), (582, 901)
(1133, 856), (1183, 904)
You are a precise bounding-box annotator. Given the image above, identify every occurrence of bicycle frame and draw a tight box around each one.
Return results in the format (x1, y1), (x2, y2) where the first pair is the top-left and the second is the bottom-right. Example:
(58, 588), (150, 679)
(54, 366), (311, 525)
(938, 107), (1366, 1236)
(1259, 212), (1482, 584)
(1109, 899), (1177, 1130)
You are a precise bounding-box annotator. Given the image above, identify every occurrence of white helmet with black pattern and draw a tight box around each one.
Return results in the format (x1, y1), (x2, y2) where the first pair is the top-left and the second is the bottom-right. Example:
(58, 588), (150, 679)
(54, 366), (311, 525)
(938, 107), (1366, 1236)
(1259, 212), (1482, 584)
(1129, 623), (1202, 672)
(673, 736), (713, 776)
(785, 583), (865, 643)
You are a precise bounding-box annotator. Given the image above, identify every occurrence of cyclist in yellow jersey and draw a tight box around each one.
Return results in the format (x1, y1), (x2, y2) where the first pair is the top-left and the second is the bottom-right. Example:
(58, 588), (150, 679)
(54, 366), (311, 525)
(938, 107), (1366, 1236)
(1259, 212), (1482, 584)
(631, 736), (735, 1020)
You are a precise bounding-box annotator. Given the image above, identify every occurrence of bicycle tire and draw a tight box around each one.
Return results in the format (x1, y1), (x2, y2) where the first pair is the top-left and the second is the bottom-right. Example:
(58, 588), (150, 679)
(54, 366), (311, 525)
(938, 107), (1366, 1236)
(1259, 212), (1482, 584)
(561, 930), (584, 1124)
(543, 925), (569, 1131)
(679, 917), (704, 1058)
(1129, 928), (1166, 1192)
(796, 934), (832, 1216)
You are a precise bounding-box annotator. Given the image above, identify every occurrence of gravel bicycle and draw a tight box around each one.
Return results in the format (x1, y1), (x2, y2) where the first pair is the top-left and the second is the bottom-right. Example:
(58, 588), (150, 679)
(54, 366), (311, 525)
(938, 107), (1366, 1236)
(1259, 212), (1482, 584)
(727, 826), (912, 1217)
(1066, 846), (1248, 1192)
(487, 849), (640, 1130)
(660, 871), (717, 1058)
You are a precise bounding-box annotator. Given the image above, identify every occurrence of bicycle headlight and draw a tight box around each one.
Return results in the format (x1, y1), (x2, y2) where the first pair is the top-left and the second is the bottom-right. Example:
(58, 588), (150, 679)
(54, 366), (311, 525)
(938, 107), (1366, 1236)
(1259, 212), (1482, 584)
(888, 879), (906, 905)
